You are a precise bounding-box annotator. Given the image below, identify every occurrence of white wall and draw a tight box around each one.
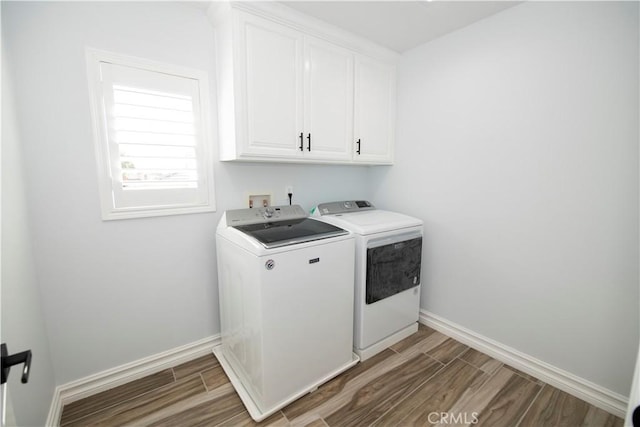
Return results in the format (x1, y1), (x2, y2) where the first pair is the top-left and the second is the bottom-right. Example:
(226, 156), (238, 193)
(5, 0), (638, 412)
(1, 31), (56, 426)
(2, 0), (371, 388)
(371, 1), (639, 395)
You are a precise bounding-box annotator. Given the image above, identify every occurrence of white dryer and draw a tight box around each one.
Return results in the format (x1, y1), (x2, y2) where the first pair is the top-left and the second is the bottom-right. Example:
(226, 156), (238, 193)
(312, 200), (423, 361)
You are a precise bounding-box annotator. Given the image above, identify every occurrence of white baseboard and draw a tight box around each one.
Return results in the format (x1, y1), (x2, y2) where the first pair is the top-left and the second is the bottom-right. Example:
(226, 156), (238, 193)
(45, 334), (220, 426)
(420, 310), (628, 418)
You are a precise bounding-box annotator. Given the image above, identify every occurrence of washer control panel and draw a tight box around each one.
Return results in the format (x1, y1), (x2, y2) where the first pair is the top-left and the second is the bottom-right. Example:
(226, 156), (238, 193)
(314, 200), (375, 216)
(226, 204), (307, 226)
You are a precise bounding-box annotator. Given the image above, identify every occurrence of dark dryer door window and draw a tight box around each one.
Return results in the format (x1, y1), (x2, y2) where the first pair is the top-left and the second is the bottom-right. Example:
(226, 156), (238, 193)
(366, 237), (422, 304)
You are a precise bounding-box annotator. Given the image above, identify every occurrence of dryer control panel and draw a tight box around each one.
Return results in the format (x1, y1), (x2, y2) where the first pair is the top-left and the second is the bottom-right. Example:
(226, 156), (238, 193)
(226, 204), (307, 226)
(314, 200), (375, 216)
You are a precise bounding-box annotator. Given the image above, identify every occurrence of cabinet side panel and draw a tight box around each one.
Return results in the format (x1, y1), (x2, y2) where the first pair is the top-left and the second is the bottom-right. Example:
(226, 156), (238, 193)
(214, 10), (239, 161)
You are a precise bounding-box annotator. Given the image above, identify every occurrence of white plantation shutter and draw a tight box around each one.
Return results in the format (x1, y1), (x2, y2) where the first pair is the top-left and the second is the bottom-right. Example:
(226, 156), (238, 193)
(87, 49), (215, 219)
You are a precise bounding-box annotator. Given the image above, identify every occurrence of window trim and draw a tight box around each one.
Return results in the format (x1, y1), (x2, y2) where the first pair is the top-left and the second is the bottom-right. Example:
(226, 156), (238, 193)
(86, 48), (216, 220)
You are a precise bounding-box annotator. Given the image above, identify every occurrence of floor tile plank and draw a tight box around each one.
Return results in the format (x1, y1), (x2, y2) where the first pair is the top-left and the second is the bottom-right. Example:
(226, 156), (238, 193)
(322, 353), (443, 427)
(148, 387), (245, 427)
(475, 372), (541, 427)
(303, 419), (328, 427)
(130, 383), (235, 426)
(459, 348), (503, 376)
(426, 338), (469, 365)
(65, 376), (206, 427)
(281, 348), (396, 420)
(220, 410), (289, 427)
(390, 324), (436, 353)
(503, 364), (544, 385)
(173, 354), (219, 380)
(371, 358), (485, 426)
(202, 364), (231, 391)
(397, 330), (451, 359)
(518, 384), (592, 427)
(582, 405), (625, 427)
(443, 364), (514, 423)
(60, 369), (175, 426)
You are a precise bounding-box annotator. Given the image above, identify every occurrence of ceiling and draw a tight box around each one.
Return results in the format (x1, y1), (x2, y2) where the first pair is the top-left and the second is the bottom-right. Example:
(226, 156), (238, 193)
(280, 1), (520, 52)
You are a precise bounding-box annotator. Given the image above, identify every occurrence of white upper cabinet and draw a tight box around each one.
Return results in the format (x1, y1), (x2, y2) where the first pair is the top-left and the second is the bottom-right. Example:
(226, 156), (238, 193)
(303, 36), (354, 162)
(210, 2), (398, 165)
(353, 56), (396, 164)
(241, 13), (304, 158)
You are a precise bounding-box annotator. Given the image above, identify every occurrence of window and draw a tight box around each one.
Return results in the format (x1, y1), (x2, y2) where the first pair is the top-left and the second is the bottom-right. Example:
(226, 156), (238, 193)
(86, 49), (215, 220)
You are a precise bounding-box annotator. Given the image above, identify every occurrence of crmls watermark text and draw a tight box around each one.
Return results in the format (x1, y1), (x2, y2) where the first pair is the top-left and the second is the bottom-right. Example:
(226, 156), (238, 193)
(427, 412), (480, 424)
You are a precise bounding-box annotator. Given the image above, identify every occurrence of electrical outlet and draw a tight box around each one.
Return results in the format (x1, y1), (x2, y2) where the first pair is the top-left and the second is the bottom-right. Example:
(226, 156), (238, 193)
(248, 194), (271, 208)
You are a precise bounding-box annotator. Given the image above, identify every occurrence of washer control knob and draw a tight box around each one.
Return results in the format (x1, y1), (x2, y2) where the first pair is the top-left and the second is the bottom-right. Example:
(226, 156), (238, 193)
(344, 201), (352, 209)
(263, 208), (274, 219)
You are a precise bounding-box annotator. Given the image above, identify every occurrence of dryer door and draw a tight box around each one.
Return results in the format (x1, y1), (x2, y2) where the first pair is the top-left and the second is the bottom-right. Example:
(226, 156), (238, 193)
(366, 232), (422, 304)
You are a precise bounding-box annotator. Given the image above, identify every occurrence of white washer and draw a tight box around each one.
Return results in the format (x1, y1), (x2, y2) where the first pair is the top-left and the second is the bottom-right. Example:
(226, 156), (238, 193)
(312, 200), (423, 361)
(215, 205), (359, 421)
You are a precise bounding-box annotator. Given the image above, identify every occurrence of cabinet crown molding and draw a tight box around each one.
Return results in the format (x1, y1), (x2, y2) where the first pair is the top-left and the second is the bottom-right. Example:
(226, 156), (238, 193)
(207, 1), (400, 64)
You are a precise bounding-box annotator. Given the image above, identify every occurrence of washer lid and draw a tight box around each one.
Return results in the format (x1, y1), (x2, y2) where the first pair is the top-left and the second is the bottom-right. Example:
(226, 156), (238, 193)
(322, 210), (423, 235)
(233, 218), (348, 249)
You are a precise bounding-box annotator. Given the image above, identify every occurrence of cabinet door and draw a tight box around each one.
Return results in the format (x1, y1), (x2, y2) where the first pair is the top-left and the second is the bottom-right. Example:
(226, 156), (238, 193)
(239, 13), (303, 158)
(353, 57), (395, 164)
(303, 37), (353, 162)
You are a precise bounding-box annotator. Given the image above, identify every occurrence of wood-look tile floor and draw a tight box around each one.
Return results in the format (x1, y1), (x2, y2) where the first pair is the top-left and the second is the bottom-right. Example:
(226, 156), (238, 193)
(60, 325), (623, 427)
